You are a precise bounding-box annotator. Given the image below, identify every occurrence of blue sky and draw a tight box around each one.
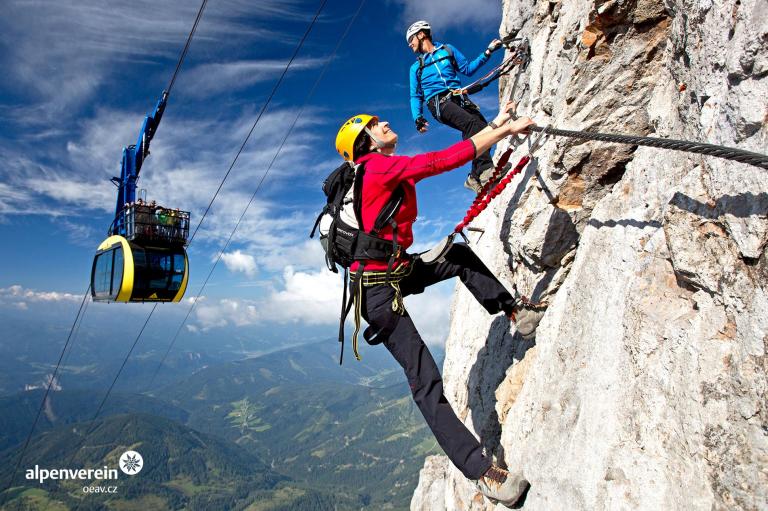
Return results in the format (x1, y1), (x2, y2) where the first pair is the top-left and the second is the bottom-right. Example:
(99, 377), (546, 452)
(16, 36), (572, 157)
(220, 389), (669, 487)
(0, 0), (506, 350)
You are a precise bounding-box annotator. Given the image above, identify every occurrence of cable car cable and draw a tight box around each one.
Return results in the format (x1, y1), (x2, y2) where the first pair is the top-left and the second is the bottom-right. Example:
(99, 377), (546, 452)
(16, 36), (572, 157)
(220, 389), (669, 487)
(1, 285), (91, 505)
(59, 295), (91, 373)
(59, 304), (158, 480)
(54, 5), (331, 501)
(167, 0), (209, 96)
(1, 2), (209, 504)
(147, 0), (367, 390)
(188, 0), (330, 245)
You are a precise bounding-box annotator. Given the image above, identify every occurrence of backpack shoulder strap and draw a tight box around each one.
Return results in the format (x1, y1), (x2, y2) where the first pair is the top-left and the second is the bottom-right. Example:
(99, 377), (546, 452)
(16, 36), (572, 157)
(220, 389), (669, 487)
(444, 44), (458, 69)
(351, 162), (366, 229)
(372, 186), (404, 235)
(416, 55), (426, 96)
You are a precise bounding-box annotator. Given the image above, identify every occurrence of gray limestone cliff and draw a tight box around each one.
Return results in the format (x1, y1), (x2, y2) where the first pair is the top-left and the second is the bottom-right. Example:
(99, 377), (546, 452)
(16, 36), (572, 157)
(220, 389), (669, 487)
(411, 0), (767, 509)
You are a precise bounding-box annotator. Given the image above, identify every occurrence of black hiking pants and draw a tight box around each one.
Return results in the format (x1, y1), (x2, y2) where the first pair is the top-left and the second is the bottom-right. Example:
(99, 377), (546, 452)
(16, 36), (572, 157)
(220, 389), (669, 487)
(360, 243), (515, 480)
(427, 94), (493, 180)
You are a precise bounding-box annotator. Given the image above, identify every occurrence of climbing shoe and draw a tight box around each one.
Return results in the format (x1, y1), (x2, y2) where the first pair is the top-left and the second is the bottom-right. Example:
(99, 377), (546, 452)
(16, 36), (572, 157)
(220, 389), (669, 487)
(464, 163), (512, 195)
(509, 297), (547, 340)
(464, 174), (484, 194)
(477, 164), (498, 187)
(477, 464), (529, 506)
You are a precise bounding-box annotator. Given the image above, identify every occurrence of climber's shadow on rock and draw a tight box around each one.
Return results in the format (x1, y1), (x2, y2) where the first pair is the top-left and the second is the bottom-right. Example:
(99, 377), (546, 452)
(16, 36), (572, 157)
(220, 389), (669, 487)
(669, 191), (768, 220)
(499, 159), (579, 285)
(466, 316), (535, 469)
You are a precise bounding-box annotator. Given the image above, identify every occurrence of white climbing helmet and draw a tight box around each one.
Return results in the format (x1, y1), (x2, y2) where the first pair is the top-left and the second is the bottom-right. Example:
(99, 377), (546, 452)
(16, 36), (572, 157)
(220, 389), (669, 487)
(406, 20), (431, 42)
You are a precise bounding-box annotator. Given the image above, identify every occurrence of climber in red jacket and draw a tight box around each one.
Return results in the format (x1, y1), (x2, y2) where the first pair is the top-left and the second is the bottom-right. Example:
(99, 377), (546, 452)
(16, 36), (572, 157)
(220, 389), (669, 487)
(334, 101), (545, 506)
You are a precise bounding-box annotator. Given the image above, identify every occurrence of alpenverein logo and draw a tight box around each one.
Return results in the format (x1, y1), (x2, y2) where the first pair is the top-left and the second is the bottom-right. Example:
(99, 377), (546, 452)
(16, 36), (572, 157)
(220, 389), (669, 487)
(119, 451), (143, 475)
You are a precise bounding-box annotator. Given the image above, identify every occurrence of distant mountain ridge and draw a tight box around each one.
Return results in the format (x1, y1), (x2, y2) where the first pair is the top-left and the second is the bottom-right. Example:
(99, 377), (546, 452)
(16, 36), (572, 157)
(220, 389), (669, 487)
(0, 389), (189, 451)
(1, 341), (445, 510)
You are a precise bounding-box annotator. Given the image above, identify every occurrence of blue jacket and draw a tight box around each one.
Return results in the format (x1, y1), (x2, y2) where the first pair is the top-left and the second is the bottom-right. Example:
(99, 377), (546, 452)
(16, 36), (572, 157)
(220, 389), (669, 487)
(409, 42), (490, 121)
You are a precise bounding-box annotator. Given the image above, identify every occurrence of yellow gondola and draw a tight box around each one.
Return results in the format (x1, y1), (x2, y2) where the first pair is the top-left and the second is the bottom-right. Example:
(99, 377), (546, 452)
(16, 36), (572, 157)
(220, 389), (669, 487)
(91, 203), (190, 303)
(91, 235), (189, 303)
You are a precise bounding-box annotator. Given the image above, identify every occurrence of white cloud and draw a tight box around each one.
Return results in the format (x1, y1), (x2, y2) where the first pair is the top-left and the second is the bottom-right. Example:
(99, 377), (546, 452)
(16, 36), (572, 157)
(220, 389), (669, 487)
(190, 265), (342, 329)
(394, 0), (501, 33)
(0, 183), (36, 215)
(25, 175), (115, 213)
(195, 297), (260, 328)
(183, 58), (325, 97)
(0, 285), (82, 304)
(262, 266), (343, 324)
(0, 0), (302, 120)
(220, 250), (257, 276)
(257, 239), (327, 273)
(58, 219), (101, 247)
(187, 262), (454, 346)
(403, 281), (453, 345)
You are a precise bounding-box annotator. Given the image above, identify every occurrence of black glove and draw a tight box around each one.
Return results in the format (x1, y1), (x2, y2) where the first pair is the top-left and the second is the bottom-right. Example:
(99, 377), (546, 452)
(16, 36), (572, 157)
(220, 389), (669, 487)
(415, 116), (428, 132)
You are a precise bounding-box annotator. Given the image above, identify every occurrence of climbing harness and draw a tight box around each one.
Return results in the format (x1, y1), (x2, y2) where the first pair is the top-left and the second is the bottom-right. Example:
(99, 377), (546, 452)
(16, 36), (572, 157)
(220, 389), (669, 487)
(430, 88), (480, 123)
(347, 263), (414, 360)
(525, 125), (768, 170)
(423, 38), (529, 127)
(310, 157), (407, 365)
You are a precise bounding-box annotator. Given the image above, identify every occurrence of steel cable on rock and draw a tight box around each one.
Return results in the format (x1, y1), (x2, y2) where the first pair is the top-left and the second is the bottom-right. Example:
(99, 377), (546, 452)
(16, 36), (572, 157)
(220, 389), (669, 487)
(463, 38), (529, 96)
(528, 125), (768, 170)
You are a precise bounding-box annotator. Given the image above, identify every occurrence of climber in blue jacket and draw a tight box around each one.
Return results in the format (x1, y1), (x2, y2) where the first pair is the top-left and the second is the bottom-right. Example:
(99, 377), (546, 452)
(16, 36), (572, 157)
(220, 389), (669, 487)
(407, 20), (503, 193)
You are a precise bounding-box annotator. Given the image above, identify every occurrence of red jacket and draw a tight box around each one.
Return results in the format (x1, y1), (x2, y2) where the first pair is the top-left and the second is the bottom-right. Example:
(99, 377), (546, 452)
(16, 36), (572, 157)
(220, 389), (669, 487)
(353, 139), (476, 271)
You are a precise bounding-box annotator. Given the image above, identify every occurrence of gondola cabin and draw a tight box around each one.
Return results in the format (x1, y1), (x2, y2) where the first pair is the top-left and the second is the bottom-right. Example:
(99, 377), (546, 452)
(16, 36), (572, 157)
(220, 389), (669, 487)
(91, 203), (190, 303)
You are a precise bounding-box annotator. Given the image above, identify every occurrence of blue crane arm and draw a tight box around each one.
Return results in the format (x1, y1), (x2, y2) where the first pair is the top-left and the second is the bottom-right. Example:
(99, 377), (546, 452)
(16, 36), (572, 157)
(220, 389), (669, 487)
(110, 91), (169, 236)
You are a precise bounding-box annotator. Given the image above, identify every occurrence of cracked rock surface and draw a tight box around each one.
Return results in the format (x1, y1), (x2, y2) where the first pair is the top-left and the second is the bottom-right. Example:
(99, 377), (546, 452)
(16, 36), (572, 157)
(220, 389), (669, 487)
(411, 0), (767, 509)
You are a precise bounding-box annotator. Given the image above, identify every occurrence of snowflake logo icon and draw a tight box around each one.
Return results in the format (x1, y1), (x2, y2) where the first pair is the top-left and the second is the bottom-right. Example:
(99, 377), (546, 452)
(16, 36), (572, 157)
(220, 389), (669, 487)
(119, 450), (143, 475)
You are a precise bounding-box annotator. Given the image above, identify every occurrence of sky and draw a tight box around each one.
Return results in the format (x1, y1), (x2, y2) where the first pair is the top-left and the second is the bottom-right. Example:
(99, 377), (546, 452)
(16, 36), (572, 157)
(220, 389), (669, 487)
(0, 0), (506, 354)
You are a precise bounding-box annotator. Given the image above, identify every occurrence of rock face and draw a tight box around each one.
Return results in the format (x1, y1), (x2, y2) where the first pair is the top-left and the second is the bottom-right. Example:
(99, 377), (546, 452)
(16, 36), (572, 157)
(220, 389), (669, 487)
(411, 0), (767, 509)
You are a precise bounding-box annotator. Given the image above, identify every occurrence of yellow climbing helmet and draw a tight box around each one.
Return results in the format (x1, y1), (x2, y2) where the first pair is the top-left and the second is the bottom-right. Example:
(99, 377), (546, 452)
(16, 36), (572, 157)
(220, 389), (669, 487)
(336, 114), (377, 161)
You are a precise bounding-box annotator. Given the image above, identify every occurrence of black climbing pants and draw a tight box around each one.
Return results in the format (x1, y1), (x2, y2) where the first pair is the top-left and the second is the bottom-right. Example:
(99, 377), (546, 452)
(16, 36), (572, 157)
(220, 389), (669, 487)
(427, 94), (493, 180)
(360, 243), (515, 480)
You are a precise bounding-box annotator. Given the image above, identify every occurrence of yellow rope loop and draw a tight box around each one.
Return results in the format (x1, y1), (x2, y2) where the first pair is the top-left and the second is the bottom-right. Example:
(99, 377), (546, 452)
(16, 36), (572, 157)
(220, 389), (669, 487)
(390, 280), (406, 315)
(352, 277), (364, 361)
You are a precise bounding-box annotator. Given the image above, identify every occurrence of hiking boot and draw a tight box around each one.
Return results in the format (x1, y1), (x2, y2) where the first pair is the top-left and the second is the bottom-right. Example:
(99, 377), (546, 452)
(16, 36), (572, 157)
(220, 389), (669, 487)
(509, 297), (547, 340)
(477, 164), (498, 187)
(464, 174), (483, 194)
(477, 464), (529, 506)
(465, 163), (513, 194)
